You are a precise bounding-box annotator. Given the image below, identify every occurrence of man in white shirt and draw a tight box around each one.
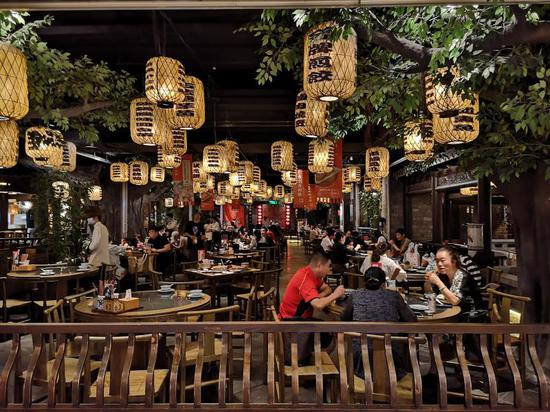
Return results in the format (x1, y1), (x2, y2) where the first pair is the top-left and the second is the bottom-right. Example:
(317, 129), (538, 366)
(87, 209), (110, 268)
(320, 229), (335, 252)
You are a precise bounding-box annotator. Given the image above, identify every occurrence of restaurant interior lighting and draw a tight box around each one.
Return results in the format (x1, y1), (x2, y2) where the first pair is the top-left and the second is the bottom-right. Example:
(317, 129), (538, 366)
(129, 160), (149, 186)
(145, 56), (186, 108)
(271, 140), (294, 172)
(110, 162), (129, 182)
(163, 128), (187, 155)
(130, 97), (167, 146)
(365, 147), (390, 178)
(168, 75), (205, 130)
(404, 119), (434, 162)
(0, 120), (18, 168)
(295, 90), (329, 138)
(308, 138), (335, 174)
(0, 43), (28, 121)
(203, 144), (228, 174)
(217, 140), (239, 172)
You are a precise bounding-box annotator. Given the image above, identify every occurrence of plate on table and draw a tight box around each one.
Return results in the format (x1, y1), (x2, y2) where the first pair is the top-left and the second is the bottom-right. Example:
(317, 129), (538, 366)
(188, 292), (205, 300)
(409, 304), (429, 311)
(157, 288), (175, 294)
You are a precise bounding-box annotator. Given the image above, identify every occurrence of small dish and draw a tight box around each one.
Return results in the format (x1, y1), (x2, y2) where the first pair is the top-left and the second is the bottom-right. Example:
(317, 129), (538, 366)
(157, 288), (175, 294)
(188, 292), (204, 300)
(409, 304), (429, 311)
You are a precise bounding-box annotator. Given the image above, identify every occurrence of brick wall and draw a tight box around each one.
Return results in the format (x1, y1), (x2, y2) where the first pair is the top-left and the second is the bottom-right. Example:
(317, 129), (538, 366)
(409, 193), (433, 242)
(389, 176), (404, 235)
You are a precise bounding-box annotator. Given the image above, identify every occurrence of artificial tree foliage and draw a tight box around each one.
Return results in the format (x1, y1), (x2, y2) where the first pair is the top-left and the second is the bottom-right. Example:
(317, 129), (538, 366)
(359, 191), (381, 229)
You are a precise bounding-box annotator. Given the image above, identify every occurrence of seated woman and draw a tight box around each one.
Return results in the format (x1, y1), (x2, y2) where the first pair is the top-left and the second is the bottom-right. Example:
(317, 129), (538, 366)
(330, 232), (353, 275)
(360, 243), (407, 281)
(341, 267), (417, 379)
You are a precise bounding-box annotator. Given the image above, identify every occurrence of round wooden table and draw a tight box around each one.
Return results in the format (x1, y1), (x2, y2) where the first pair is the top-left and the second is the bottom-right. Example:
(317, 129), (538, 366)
(74, 290), (211, 322)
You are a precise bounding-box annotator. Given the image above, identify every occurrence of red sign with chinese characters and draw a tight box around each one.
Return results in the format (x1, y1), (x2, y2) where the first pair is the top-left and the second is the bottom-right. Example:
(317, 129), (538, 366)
(315, 139), (343, 204)
(172, 154), (193, 204)
(304, 184), (318, 210)
(293, 169), (309, 209)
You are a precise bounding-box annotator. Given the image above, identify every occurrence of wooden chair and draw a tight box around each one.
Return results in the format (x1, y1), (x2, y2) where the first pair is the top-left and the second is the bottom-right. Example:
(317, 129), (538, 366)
(343, 271), (365, 290)
(0, 276), (31, 322)
(64, 288), (96, 323)
(128, 254), (159, 291)
(270, 307), (339, 403)
(235, 268), (281, 321)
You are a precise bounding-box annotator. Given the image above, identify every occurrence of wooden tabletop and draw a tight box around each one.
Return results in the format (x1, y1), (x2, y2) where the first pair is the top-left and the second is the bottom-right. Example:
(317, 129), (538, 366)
(7, 266), (99, 281)
(207, 251), (261, 260)
(183, 266), (260, 280)
(74, 290), (210, 322)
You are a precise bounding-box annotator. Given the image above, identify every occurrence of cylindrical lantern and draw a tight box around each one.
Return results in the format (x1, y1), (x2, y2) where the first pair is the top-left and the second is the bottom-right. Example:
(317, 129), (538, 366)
(193, 180), (209, 194)
(52, 181), (70, 201)
(129, 161), (149, 186)
(460, 186), (478, 196)
(206, 174), (215, 190)
(145, 56), (186, 108)
(308, 139), (334, 174)
(231, 186), (240, 200)
(88, 185), (102, 201)
(25, 127), (64, 168)
(241, 183), (253, 193)
(218, 140), (239, 172)
(203, 144), (228, 174)
(252, 166), (261, 185)
(150, 165), (165, 183)
(284, 192), (294, 204)
(363, 177), (382, 192)
(0, 44), (28, 121)
(342, 183), (353, 193)
(235, 161), (253, 186)
(425, 67), (469, 116)
(271, 140), (293, 172)
(214, 195), (227, 206)
(0, 121), (18, 168)
(303, 22), (357, 102)
(58, 142), (77, 172)
(168, 75), (205, 130)
(157, 146), (181, 169)
(273, 184), (285, 199)
(110, 162), (129, 182)
(256, 179), (267, 195)
(404, 119), (434, 162)
(163, 128), (187, 155)
(282, 162), (298, 187)
(295, 90), (329, 138)
(266, 186), (273, 199)
(433, 96), (479, 144)
(130, 97), (167, 146)
(217, 180), (233, 197)
(365, 147), (390, 178)
(343, 165), (361, 183)
(192, 161), (205, 181)
(165, 197), (174, 208)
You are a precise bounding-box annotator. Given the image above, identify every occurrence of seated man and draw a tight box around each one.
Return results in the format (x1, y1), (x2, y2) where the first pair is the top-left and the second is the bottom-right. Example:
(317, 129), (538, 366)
(146, 225), (172, 275)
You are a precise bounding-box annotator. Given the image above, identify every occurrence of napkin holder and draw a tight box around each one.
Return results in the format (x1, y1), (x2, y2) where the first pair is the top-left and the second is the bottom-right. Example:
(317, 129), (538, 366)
(102, 297), (140, 313)
(11, 264), (37, 272)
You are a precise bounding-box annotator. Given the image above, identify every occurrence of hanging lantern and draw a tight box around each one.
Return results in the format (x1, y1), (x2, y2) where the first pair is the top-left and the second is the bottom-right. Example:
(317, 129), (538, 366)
(303, 22), (357, 102)
(342, 183), (353, 193)
(58, 142), (77, 172)
(0, 44), (28, 121)
(295, 90), (329, 138)
(25, 127), (64, 168)
(145, 56), (186, 108)
(52, 181), (70, 201)
(233, 161), (253, 186)
(88, 185), (102, 201)
(266, 186), (273, 199)
(214, 195), (227, 206)
(217, 180), (233, 197)
(157, 146), (181, 169)
(404, 119), (434, 162)
(284, 192), (294, 204)
(129, 161), (149, 186)
(163, 128), (187, 155)
(241, 183), (254, 193)
(282, 163), (298, 187)
(308, 139), (334, 174)
(343, 165), (361, 183)
(245, 197), (253, 205)
(193, 180), (209, 194)
(218, 140), (239, 172)
(365, 147), (389, 178)
(164, 197), (174, 208)
(130, 97), (168, 146)
(203, 144), (228, 174)
(255, 180), (267, 195)
(425, 67), (469, 116)
(231, 186), (241, 200)
(0, 121), (18, 168)
(460, 186), (478, 196)
(168, 75), (205, 130)
(192, 161), (205, 181)
(150, 165), (165, 183)
(271, 140), (293, 172)
(433, 96), (479, 144)
(273, 185), (285, 199)
(252, 165), (261, 185)
(206, 174), (215, 190)
(110, 162), (129, 183)
(363, 177), (382, 192)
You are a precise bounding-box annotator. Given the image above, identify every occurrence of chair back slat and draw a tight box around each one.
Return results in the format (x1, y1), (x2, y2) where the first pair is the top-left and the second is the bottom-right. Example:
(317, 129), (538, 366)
(314, 332), (324, 406)
(455, 334), (473, 408)
(0, 334), (20, 408)
(503, 333), (523, 408)
(527, 334), (549, 409)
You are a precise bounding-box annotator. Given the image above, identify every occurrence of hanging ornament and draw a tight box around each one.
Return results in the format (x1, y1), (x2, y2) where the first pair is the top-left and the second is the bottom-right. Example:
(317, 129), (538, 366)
(193, 180), (209, 194)
(52, 181), (70, 201)
(284, 192), (294, 204)
(295, 90), (329, 138)
(0, 44), (28, 121)
(365, 147), (389, 178)
(282, 163), (298, 187)
(203, 144), (228, 174)
(231, 161), (253, 186)
(58, 142), (77, 172)
(130, 97), (168, 146)
(252, 165), (261, 189)
(433, 96), (479, 144)
(215, 195), (227, 206)
(25, 127), (64, 168)
(363, 177), (382, 192)
(145, 56), (186, 108)
(404, 119), (434, 162)
(460, 186), (478, 196)
(342, 183), (353, 193)
(0, 121), (18, 168)
(88, 185), (102, 201)
(168, 75), (205, 130)
(218, 140), (239, 172)
(273, 185), (285, 199)
(425, 67), (469, 116)
(271, 140), (293, 172)
(255, 180), (267, 195)
(110, 162), (129, 183)
(157, 146), (181, 169)
(129, 161), (149, 186)
(343, 165), (361, 183)
(308, 138), (334, 174)
(150, 165), (165, 182)
(206, 174), (215, 190)
(231, 186), (241, 200)
(192, 161), (206, 181)
(163, 128), (187, 155)
(217, 180), (233, 197)
(303, 22), (357, 102)
(165, 197), (174, 208)
(266, 186), (273, 199)
(241, 183), (254, 193)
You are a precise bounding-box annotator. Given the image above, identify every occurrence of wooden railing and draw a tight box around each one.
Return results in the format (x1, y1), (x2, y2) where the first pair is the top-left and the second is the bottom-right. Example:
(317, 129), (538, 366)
(0, 322), (548, 411)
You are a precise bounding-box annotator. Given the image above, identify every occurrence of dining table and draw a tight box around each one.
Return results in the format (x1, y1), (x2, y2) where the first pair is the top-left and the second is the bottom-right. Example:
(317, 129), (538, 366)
(206, 250), (262, 263)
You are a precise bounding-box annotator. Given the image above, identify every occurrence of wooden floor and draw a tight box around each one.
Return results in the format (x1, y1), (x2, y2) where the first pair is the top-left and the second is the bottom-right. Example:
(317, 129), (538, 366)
(279, 239), (310, 296)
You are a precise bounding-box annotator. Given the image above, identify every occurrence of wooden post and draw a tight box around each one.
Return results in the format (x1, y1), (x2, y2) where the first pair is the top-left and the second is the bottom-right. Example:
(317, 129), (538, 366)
(477, 177), (493, 265)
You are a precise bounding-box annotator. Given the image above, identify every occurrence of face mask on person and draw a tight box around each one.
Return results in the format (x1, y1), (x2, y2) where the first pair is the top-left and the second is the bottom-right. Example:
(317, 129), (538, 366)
(87, 217), (96, 225)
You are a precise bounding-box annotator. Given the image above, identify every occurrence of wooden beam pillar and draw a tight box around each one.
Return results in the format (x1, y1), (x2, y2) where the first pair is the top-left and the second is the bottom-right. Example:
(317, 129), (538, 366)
(0, 194), (7, 231)
(477, 177), (493, 265)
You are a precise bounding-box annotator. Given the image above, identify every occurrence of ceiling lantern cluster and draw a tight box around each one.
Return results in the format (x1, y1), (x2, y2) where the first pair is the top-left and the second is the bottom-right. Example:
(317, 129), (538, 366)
(0, 121), (18, 169)
(145, 56), (186, 108)
(404, 119), (434, 162)
(295, 91), (329, 138)
(365, 147), (390, 179)
(308, 139), (334, 174)
(110, 162), (129, 183)
(25, 127), (64, 168)
(271, 140), (294, 172)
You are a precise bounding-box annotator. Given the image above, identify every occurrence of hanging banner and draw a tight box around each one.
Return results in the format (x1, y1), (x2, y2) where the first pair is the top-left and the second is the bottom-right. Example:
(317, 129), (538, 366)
(293, 169), (309, 209)
(315, 139), (343, 203)
(304, 184), (318, 210)
(172, 155), (193, 204)
(200, 190), (214, 212)
(223, 200), (245, 227)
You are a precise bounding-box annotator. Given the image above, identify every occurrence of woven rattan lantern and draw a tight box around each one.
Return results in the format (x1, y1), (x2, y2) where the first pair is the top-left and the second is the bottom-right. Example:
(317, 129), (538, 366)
(169, 75), (205, 130)
(218, 140), (239, 172)
(308, 139), (334, 174)
(256, 180), (267, 195)
(192, 161), (206, 182)
(193, 180), (208, 194)
(231, 186), (241, 200)
(130, 97), (167, 146)
(303, 22), (357, 102)
(110, 162), (129, 183)
(231, 161), (253, 186)
(203, 144), (228, 174)
(425, 67), (469, 116)
(273, 185), (285, 199)
(145, 57), (186, 108)
(215, 195), (227, 206)
(460, 186), (478, 196)
(0, 44), (28, 121)
(363, 177), (382, 192)
(404, 119), (434, 162)
(252, 166), (261, 185)
(365, 147), (390, 178)
(165, 197), (174, 208)
(150, 165), (165, 183)
(25, 127), (64, 168)
(241, 183), (253, 193)
(284, 192), (294, 204)
(266, 186), (273, 199)
(157, 147), (181, 169)
(433, 96), (479, 144)
(129, 161), (149, 186)
(343, 165), (361, 183)
(52, 181), (70, 201)
(58, 142), (76, 172)
(0, 120), (18, 168)
(342, 183), (353, 193)
(271, 140), (293, 172)
(295, 91), (329, 138)
(88, 186), (102, 201)
(206, 174), (215, 190)
(217, 180), (233, 197)
(163, 128), (187, 155)
(282, 163), (297, 187)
